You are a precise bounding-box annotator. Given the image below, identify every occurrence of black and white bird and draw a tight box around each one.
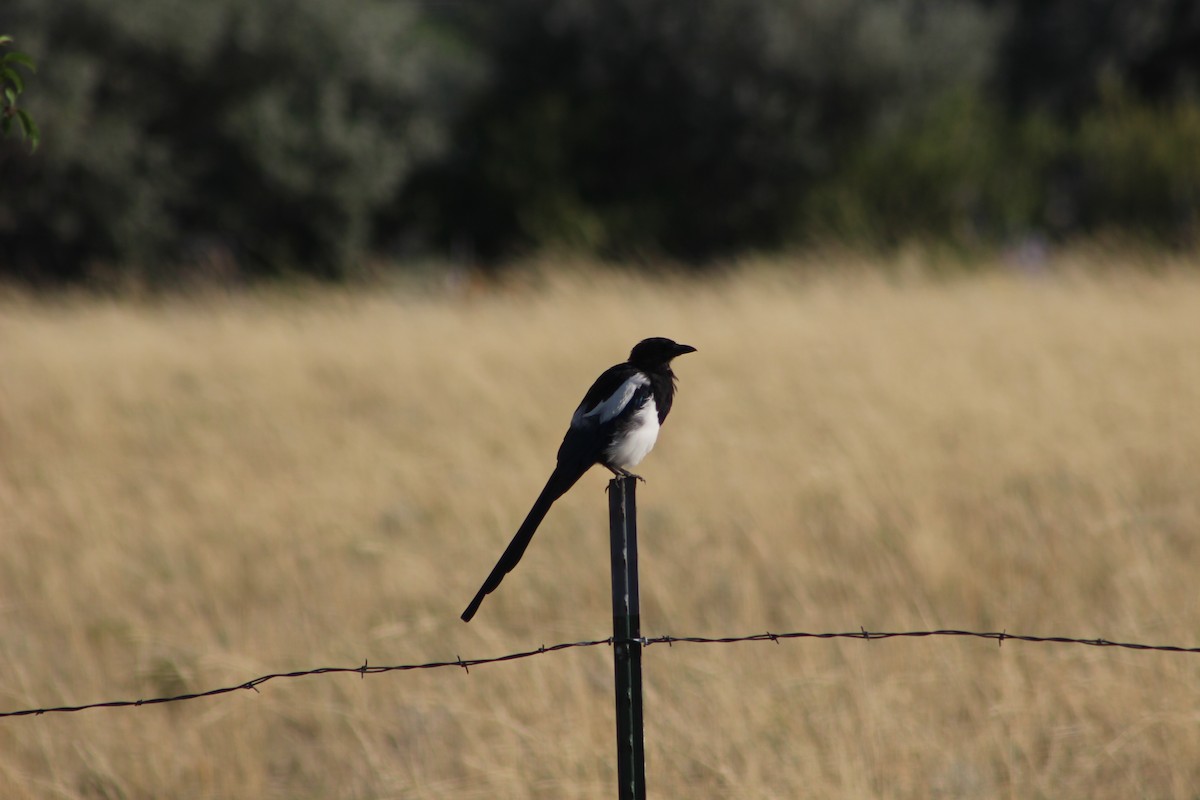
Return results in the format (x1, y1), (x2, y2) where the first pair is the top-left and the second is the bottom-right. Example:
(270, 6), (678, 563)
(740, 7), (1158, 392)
(461, 337), (697, 622)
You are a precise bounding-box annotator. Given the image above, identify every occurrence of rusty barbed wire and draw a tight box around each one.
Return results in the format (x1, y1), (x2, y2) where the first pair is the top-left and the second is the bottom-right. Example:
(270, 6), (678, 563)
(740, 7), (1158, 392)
(2, 628), (1197, 719)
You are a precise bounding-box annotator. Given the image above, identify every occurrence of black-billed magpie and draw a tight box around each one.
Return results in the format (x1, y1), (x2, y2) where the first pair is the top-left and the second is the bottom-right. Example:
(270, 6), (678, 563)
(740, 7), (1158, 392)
(461, 337), (696, 622)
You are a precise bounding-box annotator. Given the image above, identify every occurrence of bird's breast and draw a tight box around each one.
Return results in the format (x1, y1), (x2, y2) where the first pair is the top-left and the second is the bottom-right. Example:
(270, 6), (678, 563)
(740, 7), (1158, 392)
(604, 398), (660, 469)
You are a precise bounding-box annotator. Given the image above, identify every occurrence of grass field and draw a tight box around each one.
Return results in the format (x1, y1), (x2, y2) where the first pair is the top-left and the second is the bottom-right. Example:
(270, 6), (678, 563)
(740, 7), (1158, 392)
(2, 254), (1199, 798)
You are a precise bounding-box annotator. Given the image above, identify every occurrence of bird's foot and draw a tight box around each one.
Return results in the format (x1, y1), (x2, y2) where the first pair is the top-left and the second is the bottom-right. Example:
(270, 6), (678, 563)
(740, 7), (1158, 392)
(609, 467), (645, 483)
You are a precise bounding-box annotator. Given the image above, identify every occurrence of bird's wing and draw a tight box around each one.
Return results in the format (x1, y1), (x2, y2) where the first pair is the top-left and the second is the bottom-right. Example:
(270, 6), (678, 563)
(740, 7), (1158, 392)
(570, 366), (649, 426)
(561, 368), (653, 466)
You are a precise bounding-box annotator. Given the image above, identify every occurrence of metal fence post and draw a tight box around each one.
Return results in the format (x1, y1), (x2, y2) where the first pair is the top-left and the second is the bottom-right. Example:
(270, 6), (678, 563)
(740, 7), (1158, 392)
(609, 476), (646, 800)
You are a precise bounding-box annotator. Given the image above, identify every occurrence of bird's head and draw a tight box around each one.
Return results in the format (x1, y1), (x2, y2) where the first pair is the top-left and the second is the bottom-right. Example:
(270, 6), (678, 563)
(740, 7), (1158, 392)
(628, 337), (697, 368)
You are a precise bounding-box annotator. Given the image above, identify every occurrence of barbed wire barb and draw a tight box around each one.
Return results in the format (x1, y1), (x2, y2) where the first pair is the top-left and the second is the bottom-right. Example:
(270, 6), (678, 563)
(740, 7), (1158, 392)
(2, 628), (1198, 719)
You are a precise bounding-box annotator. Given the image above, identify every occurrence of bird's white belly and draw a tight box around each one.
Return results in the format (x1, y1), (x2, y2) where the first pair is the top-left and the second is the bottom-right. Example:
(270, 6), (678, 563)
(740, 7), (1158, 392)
(606, 399), (659, 469)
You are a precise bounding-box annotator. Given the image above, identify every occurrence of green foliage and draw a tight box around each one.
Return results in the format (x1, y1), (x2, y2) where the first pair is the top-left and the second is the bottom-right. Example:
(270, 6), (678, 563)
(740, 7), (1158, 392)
(2, 1), (1200, 283)
(409, 0), (1000, 262)
(0, 0), (479, 282)
(995, 0), (1200, 118)
(1078, 81), (1200, 238)
(0, 35), (39, 151)
(806, 88), (1069, 246)
(808, 79), (1200, 249)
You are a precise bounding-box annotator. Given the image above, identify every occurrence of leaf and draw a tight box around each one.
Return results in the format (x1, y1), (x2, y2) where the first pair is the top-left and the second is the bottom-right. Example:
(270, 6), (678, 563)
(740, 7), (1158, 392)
(3, 87), (15, 107)
(0, 36), (13, 47)
(1, 66), (24, 94)
(17, 108), (39, 151)
(4, 52), (36, 72)
(1, 115), (10, 135)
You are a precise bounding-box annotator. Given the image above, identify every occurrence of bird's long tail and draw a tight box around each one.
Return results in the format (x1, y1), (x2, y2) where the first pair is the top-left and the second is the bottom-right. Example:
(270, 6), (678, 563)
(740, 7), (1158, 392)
(460, 464), (586, 622)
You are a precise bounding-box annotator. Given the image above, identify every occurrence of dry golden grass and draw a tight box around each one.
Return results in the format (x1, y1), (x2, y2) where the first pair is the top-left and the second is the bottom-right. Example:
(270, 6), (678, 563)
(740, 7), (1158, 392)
(2, 254), (1200, 798)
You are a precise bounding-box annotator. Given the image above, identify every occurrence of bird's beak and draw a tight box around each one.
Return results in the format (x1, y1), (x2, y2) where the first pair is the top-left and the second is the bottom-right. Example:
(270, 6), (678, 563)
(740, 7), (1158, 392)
(675, 343), (697, 356)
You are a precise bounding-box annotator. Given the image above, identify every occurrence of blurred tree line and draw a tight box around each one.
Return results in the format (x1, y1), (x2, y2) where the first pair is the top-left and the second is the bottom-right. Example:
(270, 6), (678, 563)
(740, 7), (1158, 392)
(1, 0), (1198, 283)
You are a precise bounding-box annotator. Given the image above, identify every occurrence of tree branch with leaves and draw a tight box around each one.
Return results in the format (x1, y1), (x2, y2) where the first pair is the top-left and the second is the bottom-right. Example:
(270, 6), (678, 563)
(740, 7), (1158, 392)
(1, 35), (39, 152)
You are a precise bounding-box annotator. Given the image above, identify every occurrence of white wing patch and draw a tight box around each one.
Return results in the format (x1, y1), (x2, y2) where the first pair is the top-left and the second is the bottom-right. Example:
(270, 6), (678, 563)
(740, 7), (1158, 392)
(572, 373), (650, 427)
(606, 397), (659, 469)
